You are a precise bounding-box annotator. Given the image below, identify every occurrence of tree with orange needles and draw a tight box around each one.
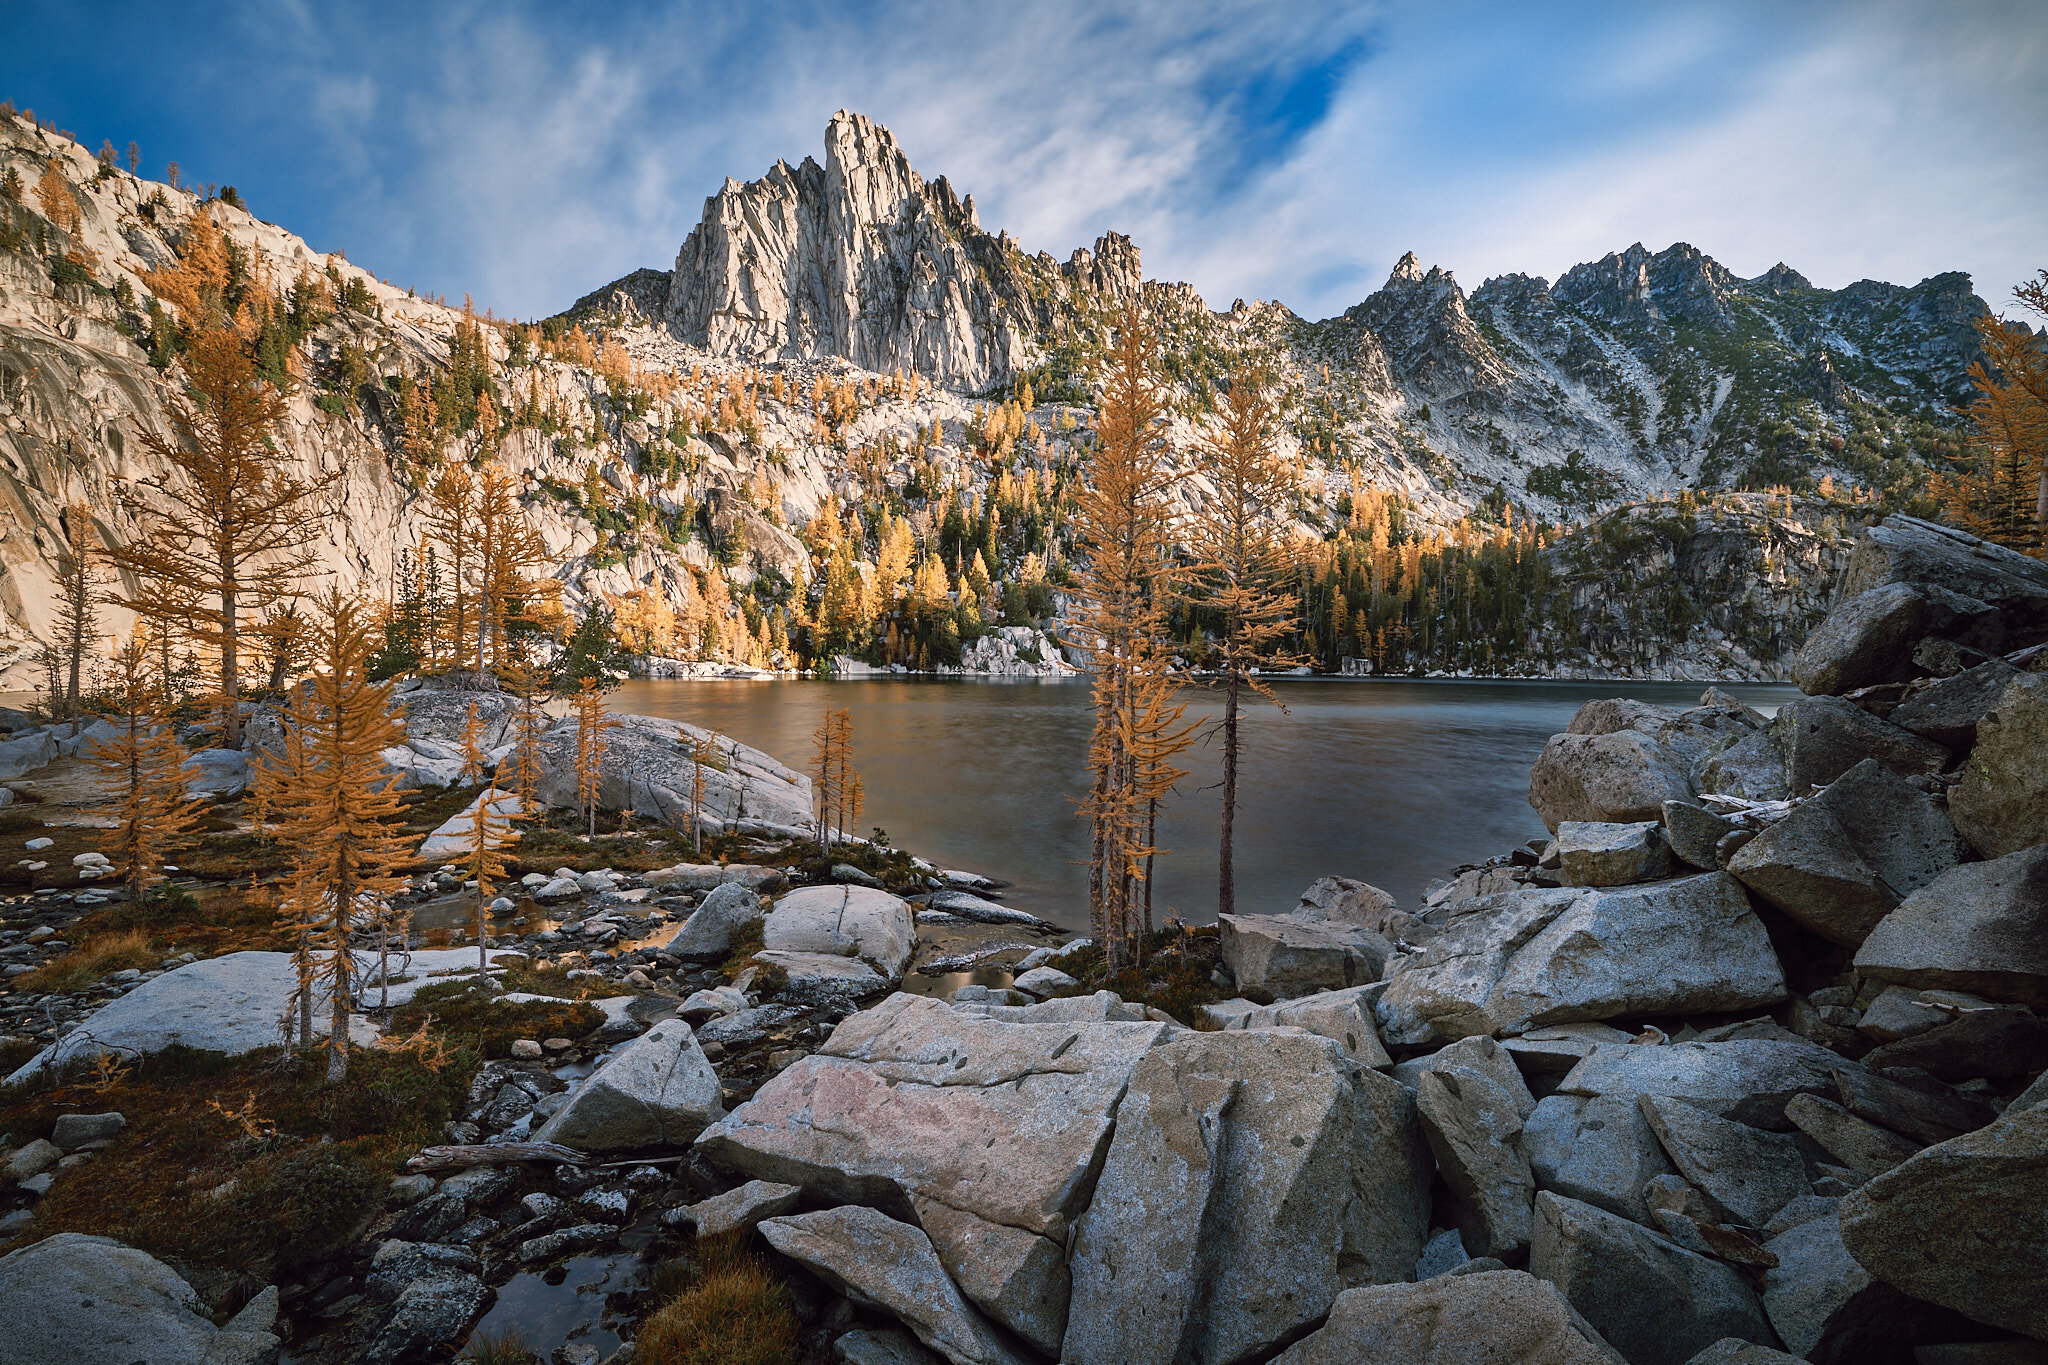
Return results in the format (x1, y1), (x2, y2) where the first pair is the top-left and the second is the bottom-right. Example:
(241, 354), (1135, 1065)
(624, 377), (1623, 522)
(1182, 363), (1304, 916)
(573, 679), (618, 839)
(33, 157), (79, 235)
(500, 657), (552, 814)
(1936, 270), (2047, 557)
(418, 463), (479, 668)
(810, 708), (864, 852)
(474, 463), (550, 665)
(262, 591), (410, 1078)
(105, 328), (338, 748)
(1066, 304), (1195, 971)
(459, 781), (518, 974)
(90, 632), (205, 909)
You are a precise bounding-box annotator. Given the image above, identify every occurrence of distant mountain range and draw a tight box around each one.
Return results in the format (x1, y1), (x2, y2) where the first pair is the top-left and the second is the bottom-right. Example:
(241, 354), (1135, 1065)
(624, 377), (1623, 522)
(581, 110), (2001, 519)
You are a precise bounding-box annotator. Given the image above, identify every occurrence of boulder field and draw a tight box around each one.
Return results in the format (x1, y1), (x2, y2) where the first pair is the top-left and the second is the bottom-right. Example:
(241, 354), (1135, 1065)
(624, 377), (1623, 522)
(2, 512), (2043, 1364)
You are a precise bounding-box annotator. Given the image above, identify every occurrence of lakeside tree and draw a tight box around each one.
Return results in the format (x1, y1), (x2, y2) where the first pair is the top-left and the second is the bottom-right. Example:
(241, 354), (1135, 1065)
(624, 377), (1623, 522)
(90, 633), (204, 908)
(263, 592), (410, 1079)
(810, 708), (863, 853)
(1068, 306), (1194, 972)
(573, 679), (618, 839)
(1182, 365), (1303, 916)
(105, 327), (338, 747)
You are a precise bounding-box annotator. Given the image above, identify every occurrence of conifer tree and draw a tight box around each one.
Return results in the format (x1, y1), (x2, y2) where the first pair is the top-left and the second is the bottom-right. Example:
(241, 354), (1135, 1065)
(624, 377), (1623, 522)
(810, 708), (863, 852)
(1183, 364), (1303, 915)
(573, 679), (617, 838)
(1939, 270), (2048, 556)
(52, 501), (103, 721)
(460, 780), (518, 974)
(90, 633), (204, 908)
(1067, 305), (1194, 971)
(500, 658), (551, 813)
(33, 157), (79, 235)
(263, 592), (409, 1079)
(105, 328), (338, 747)
(475, 464), (549, 665)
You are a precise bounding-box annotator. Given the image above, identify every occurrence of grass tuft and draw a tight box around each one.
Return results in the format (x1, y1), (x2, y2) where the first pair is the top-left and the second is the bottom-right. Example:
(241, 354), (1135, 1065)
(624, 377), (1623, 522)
(15, 928), (157, 992)
(634, 1231), (797, 1365)
(459, 1329), (540, 1364)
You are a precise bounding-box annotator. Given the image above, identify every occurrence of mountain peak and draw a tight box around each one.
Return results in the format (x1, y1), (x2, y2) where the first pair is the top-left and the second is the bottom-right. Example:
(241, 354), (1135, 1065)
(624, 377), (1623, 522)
(1387, 251), (1426, 286)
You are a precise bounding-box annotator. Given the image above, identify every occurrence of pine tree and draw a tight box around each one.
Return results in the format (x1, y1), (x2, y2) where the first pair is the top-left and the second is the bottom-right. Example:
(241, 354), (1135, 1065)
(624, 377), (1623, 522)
(500, 657), (551, 813)
(104, 328), (338, 747)
(33, 157), (78, 235)
(474, 464), (549, 666)
(90, 634), (204, 909)
(810, 708), (863, 852)
(262, 592), (410, 1078)
(461, 782), (518, 974)
(1938, 270), (2048, 556)
(1067, 305), (1194, 971)
(1182, 364), (1303, 915)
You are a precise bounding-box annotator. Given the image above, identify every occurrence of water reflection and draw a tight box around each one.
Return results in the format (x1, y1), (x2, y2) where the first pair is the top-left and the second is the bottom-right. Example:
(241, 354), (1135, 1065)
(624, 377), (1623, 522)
(610, 676), (1798, 932)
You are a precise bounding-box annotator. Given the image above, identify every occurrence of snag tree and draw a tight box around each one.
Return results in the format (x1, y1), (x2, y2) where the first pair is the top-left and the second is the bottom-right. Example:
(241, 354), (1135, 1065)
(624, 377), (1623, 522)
(52, 501), (104, 720)
(810, 708), (864, 853)
(105, 328), (338, 747)
(573, 679), (618, 839)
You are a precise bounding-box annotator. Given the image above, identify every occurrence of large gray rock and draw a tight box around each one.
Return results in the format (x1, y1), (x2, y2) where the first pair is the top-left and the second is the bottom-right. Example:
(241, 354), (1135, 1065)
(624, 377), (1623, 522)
(1377, 875), (1784, 1047)
(1790, 581), (1987, 696)
(683, 1179), (802, 1237)
(1947, 673), (2048, 858)
(360, 1239), (488, 1364)
(1770, 696), (1948, 794)
(1414, 1037), (1540, 1259)
(1862, 1004), (2048, 1080)
(4, 951), (377, 1085)
(1697, 731), (1791, 802)
(1553, 821), (1677, 887)
(1853, 845), (2048, 1009)
(1663, 802), (1740, 871)
(1890, 659), (2023, 749)
(531, 712), (815, 836)
(1219, 984), (1393, 1067)
(1216, 913), (1390, 1001)
(1783, 1093), (1922, 1178)
(1829, 1065), (1996, 1146)
(1838, 1103), (2048, 1339)
(643, 862), (785, 893)
(696, 994), (1171, 1240)
(753, 950), (892, 1006)
(1556, 1039), (1844, 1130)
(1729, 759), (1966, 946)
(0, 729), (56, 783)
(1638, 1095), (1808, 1228)
(1521, 1092), (1677, 1226)
(1837, 514), (2048, 633)
(1530, 1192), (1777, 1365)
(1292, 875), (1399, 929)
(910, 1196), (1068, 1358)
(0, 1232), (281, 1365)
(759, 1206), (1028, 1365)
(1761, 1212), (1938, 1363)
(765, 885), (916, 979)
(1268, 1270), (1626, 1365)
(1530, 731), (1695, 833)
(834, 1328), (943, 1365)
(664, 881), (764, 960)
(1679, 1343), (1808, 1365)
(181, 747), (252, 798)
(1064, 1030), (1431, 1365)
(532, 1019), (723, 1151)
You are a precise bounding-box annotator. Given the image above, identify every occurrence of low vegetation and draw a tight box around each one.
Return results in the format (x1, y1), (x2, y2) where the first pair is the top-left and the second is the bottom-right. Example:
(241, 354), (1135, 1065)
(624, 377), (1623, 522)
(635, 1231), (798, 1365)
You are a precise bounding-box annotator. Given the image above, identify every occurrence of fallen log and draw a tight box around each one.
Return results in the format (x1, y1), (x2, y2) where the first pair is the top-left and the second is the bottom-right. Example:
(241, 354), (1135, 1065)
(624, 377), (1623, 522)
(405, 1141), (588, 1172)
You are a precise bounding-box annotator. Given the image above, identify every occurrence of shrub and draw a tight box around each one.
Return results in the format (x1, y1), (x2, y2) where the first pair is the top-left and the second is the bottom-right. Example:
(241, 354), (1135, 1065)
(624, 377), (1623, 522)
(386, 983), (602, 1059)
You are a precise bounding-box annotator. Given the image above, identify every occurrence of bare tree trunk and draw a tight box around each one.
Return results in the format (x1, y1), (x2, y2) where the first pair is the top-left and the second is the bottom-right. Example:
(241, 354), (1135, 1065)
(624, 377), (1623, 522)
(1218, 666), (1240, 918)
(220, 573), (242, 748)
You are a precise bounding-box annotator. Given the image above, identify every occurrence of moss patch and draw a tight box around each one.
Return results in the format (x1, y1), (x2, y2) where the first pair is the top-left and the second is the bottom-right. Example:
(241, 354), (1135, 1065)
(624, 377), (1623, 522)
(385, 980), (604, 1058)
(1050, 926), (1227, 1027)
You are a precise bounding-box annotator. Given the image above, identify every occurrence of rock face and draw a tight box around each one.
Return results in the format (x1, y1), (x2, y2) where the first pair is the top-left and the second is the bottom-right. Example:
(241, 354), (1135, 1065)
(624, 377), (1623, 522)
(1554, 1039), (1842, 1131)
(1220, 984), (1394, 1067)
(0, 1232), (280, 1365)
(662, 111), (1139, 394)
(5, 951), (378, 1085)
(532, 1019), (723, 1151)
(1790, 581), (1962, 695)
(764, 885), (916, 978)
(910, 1196), (1071, 1357)
(1064, 1030), (1431, 1365)
(1552, 820), (1677, 887)
(416, 788), (521, 861)
(1852, 845), (2048, 1008)
(1769, 696), (1948, 793)
(1377, 875), (1784, 1046)
(1947, 673), (2048, 857)
(1838, 1103), (2048, 1339)
(1268, 1270), (1626, 1365)
(1835, 513), (2048, 633)
(664, 881), (765, 960)
(1413, 1037), (1539, 1259)
(760, 1206), (1029, 1365)
(696, 993), (1171, 1240)
(1529, 731), (1695, 832)
(1530, 1192), (1776, 1365)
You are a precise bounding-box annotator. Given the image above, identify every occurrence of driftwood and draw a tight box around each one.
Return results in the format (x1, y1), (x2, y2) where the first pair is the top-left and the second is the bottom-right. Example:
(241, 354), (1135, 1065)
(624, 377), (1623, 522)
(405, 1141), (588, 1172)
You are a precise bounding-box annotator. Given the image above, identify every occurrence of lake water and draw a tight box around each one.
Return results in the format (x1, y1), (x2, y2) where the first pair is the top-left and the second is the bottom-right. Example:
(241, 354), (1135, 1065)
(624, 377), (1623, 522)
(609, 676), (1799, 932)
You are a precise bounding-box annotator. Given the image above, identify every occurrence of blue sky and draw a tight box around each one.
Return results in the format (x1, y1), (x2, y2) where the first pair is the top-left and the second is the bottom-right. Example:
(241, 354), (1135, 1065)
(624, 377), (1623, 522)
(6, 0), (2043, 322)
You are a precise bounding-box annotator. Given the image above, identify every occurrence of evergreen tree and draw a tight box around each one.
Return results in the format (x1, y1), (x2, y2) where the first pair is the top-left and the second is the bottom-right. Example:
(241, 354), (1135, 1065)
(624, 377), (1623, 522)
(90, 634), (204, 909)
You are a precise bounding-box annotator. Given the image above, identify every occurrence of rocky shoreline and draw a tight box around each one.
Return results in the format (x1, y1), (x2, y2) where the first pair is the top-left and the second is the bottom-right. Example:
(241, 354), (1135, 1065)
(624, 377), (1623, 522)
(0, 511), (2043, 1365)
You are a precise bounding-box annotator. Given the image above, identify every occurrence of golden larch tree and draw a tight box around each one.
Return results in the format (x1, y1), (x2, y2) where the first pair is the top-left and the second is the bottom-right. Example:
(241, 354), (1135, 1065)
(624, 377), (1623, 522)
(1182, 364), (1304, 916)
(1938, 269), (2048, 556)
(105, 328), (338, 747)
(810, 708), (864, 852)
(52, 501), (104, 720)
(1065, 305), (1195, 971)
(263, 592), (410, 1079)
(573, 679), (618, 838)
(90, 632), (205, 908)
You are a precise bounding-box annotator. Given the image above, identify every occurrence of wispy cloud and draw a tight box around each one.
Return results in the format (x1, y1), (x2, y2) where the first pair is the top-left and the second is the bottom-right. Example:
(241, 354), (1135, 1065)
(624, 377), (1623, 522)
(4, 0), (2042, 321)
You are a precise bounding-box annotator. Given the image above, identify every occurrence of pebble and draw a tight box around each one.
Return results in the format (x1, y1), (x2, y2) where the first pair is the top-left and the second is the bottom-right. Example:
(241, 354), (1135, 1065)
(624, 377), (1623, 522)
(510, 1039), (543, 1059)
